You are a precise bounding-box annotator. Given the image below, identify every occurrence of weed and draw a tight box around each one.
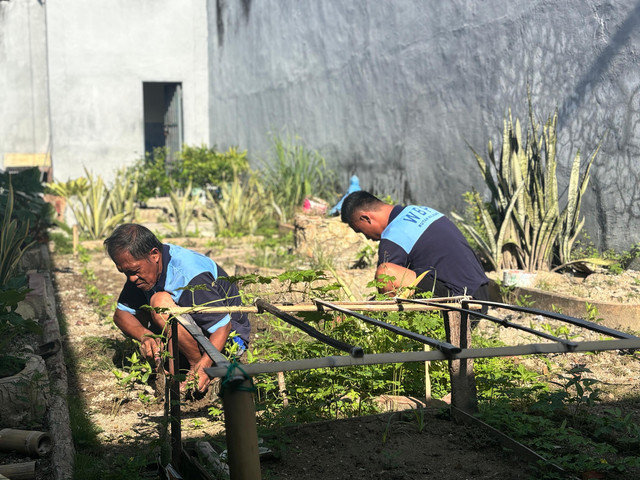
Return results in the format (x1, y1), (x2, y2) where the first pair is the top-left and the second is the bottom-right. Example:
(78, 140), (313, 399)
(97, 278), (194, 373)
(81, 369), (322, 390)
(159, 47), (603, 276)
(584, 302), (603, 323)
(516, 294), (534, 307)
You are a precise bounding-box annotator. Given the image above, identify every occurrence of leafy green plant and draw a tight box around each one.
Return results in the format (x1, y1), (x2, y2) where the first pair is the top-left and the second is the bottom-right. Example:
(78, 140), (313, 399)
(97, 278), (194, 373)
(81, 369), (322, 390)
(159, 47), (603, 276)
(129, 147), (172, 201)
(453, 91), (601, 272)
(261, 134), (338, 224)
(0, 277), (41, 377)
(173, 144), (249, 190)
(128, 145), (250, 202)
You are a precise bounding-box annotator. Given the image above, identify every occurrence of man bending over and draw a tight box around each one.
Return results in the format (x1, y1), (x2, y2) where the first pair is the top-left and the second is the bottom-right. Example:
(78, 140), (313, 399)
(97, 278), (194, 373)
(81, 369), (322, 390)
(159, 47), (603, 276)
(104, 223), (250, 393)
(340, 191), (489, 304)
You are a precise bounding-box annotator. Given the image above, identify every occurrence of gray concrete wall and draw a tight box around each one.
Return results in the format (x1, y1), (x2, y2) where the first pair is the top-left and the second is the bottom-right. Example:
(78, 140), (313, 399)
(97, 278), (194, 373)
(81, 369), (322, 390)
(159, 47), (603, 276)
(44, 0), (210, 181)
(0, 0), (50, 161)
(208, 0), (640, 252)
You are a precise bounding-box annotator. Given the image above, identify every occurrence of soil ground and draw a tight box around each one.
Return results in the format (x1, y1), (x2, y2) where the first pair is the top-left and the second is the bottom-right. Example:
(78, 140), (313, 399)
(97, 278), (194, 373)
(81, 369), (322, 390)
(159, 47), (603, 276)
(46, 239), (640, 480)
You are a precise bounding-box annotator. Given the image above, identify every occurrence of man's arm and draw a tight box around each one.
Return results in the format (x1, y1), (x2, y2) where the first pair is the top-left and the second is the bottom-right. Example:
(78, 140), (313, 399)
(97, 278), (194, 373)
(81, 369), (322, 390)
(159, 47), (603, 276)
(375, 262), (417, 295)
(113, 309), (160, 360)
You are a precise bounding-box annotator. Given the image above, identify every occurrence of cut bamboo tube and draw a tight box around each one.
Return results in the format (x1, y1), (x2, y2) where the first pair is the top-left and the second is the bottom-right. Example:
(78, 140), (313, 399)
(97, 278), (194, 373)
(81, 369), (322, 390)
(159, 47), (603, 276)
(0, 460), (36, 480)
(223, 378), (261, 480)
(0, 429), (52, 457)
(194, 441), (229, 478)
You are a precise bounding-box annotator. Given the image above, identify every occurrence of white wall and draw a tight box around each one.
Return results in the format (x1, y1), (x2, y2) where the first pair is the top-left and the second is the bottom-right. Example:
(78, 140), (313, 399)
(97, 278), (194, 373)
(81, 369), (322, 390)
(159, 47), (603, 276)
(45, 0), (210, 181)
(0, 0), (50, 160)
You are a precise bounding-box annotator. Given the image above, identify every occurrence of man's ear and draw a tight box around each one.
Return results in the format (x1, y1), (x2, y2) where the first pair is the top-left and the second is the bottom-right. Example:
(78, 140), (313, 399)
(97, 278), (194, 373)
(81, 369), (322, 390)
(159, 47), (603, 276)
(149, 247), (161, 262)
(360, 214), (371, 224)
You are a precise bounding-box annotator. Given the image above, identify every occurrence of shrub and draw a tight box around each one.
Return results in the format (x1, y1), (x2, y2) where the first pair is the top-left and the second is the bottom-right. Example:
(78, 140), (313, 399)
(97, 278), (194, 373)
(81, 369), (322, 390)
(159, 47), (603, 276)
(128, 145), (250, 202)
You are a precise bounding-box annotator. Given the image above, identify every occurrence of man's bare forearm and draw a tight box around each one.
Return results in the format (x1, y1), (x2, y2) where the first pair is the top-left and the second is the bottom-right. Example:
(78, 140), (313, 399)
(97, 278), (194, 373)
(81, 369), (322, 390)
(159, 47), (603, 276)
(113, 309), (152, 341)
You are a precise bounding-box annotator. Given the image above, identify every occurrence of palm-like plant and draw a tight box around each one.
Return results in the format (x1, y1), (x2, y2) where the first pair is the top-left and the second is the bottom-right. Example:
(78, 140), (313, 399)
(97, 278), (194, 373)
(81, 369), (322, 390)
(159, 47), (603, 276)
(164, 180), (198, 237)
(204, 170), (270, 235)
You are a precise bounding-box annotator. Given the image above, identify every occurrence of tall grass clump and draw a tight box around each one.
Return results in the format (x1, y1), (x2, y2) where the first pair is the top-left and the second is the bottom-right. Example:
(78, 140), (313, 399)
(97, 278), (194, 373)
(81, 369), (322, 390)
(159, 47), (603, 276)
(262, 134), (338, 224)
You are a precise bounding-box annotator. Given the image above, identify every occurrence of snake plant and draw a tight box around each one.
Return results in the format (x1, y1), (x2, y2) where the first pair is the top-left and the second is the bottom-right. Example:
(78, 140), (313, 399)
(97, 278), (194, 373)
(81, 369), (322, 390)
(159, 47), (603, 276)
(454, 93), (601, 272)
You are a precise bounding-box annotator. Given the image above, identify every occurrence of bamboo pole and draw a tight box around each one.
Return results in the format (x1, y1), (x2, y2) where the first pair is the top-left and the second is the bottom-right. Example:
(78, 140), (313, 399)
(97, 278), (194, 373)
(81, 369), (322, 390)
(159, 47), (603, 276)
(222, 378), (261, 480)
(0, 429), (52, 457)
(166, 297), (475, 316)
(170, 318), (182, 471)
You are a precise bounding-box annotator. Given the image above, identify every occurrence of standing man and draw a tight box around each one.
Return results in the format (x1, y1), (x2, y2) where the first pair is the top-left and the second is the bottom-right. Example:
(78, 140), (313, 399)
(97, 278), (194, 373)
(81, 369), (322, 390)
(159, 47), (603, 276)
(104, 223), (250, 394)
(340, 191), (489, 301)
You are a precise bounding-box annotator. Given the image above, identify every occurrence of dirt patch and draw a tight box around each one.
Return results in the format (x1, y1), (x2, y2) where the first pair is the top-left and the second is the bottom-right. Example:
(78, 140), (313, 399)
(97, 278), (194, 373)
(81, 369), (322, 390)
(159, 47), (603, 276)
(48, 243), (640, 479)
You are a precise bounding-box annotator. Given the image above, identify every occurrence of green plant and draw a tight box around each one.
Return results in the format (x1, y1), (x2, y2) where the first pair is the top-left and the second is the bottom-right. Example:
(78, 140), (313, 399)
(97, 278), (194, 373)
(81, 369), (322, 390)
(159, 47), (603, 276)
(109, 167), (138, 224)
(1, 168), (54, 242)
(452, 91), (602, 272)
(174, 144), (249, 190)
(65, 168), (134, 240)
(204, 170), (271, 236)
(164, 180), (198, 237)
(0, 276), (41, 377)
(515, 293), (534, 307)
(584, 302), (603, 323)
(0, 182), (35, 285)
(262, 134), (338, 224)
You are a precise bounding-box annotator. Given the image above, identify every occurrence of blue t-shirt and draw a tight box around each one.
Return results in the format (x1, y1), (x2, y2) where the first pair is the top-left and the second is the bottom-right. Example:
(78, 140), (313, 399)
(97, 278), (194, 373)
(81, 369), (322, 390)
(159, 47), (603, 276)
(116, 244), (250, 343)
(379, 205), (488, 296)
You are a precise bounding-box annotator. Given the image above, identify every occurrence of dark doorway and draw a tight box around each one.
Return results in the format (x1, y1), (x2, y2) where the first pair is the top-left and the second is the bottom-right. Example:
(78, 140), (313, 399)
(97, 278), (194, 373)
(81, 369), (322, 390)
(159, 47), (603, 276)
(143, 82), (183, 164)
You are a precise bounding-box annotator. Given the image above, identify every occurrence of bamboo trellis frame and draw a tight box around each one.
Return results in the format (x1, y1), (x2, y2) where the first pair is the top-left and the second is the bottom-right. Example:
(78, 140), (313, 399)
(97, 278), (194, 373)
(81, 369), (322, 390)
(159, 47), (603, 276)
(164, 297), (640, 480)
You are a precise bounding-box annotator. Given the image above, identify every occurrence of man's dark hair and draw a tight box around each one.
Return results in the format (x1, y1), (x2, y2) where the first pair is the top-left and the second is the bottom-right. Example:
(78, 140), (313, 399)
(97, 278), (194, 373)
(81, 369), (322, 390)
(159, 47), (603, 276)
(340, 191), (382, 223)
(104, 223), (163, 260)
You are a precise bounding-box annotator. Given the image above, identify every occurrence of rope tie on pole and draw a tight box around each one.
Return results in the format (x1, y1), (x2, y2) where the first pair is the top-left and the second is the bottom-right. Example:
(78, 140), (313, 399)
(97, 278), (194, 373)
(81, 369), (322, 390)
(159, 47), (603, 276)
(219, 358), (256, 397)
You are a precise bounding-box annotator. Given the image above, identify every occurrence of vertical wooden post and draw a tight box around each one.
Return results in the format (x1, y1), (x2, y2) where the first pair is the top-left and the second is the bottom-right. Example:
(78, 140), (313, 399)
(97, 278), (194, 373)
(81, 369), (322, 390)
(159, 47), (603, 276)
(223, 378), (261, 480)
(72, 225), (79, 256)
(443, 309), (477, 414)
(170, 318), (182, 471)
(423, 345), (431, 402)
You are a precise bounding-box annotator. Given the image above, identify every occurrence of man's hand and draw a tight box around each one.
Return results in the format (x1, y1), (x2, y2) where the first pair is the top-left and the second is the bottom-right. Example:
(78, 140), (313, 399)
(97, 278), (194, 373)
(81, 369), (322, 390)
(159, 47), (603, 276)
(140, 336), (162, 364)
(181, 356), (213, 393)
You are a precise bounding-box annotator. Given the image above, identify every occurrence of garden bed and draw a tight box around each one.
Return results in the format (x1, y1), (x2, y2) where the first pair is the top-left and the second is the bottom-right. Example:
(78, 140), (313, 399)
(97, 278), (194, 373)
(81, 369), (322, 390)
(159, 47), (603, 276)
(42, 238), (640, 479)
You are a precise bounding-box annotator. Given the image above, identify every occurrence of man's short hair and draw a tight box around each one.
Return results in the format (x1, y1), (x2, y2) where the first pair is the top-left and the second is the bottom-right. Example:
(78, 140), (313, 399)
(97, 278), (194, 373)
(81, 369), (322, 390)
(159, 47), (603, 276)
(104, 223), (163, 260)
(340, 191), (382, 223)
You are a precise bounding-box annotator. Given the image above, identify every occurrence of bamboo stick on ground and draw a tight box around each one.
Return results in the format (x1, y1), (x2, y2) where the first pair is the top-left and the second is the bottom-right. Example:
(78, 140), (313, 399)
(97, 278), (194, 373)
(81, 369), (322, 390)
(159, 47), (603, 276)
(0, 461), (36, 480)
(0, 429), (52, 457)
